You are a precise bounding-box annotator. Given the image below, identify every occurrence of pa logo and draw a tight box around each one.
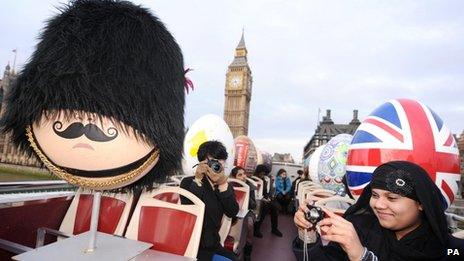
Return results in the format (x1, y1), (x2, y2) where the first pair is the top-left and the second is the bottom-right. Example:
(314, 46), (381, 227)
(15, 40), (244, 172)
(447, 248), (460, 256)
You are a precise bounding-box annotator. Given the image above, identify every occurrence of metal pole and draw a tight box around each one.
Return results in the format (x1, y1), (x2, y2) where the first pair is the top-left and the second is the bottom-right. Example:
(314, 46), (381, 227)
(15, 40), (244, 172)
(85, 191), (101, 253)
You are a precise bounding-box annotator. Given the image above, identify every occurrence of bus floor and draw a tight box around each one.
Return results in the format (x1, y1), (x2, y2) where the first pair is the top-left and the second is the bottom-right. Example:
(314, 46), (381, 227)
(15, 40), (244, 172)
(251, 213), (298, 261)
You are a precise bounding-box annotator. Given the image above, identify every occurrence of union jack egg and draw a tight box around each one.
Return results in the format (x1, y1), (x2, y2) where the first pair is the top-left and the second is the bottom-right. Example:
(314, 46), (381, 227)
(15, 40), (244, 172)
(346, 99), (460, 208)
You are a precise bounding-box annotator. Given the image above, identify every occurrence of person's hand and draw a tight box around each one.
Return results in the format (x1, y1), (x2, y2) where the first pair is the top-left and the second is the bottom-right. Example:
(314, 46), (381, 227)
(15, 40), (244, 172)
(318, 208), (364, 261)
(194, 161), (209, 186)
(206, 167), (227, 186)
(294, 199), (319, 243)
(294, 199), (314, 230)
(194, 161), (227, 186)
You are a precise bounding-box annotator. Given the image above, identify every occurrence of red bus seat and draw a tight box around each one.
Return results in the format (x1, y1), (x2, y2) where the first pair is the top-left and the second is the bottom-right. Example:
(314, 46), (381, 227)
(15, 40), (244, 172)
(125, 187), (204, 259)
(60, 188), (134, 236)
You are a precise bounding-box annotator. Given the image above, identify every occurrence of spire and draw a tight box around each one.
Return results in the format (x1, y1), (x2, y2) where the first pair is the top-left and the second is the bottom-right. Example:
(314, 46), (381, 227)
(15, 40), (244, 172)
(236, 28), (246, 49)
(350, 109), (360, 125)
(321, 109), (334, 124)
(230, 29), (249, 66)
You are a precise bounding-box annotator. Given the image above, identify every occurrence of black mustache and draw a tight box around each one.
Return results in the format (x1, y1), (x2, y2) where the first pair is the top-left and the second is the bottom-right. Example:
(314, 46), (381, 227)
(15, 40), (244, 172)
(53, 121), (118, 142)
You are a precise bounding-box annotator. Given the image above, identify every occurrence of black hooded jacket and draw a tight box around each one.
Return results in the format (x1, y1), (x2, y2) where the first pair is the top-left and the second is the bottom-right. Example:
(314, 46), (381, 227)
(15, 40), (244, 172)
(180, 176), (239, 250)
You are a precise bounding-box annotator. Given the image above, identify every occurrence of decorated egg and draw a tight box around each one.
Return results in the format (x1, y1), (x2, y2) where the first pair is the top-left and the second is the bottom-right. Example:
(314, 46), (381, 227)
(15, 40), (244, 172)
(318, 134), (353, 195)
(3, 0), (187, 191)
(183, 114), (235, 176)
(234, 135), (258, 174)
(308, 145), (326, 183)
(346, 99), (460, 208)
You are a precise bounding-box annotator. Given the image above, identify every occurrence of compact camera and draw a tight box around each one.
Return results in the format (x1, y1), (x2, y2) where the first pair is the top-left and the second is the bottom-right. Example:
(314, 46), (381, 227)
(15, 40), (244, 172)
(304, 205), (324, 225)
(207, 159), (223, 173)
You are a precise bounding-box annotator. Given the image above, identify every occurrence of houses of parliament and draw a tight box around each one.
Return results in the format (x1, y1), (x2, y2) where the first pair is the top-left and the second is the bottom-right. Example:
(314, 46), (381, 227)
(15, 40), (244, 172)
(0, 63), (40, 166)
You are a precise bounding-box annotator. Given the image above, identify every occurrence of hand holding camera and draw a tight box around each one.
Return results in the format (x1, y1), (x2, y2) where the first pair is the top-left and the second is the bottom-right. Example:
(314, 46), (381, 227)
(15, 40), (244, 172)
(304, 204), (324, 226)
(294, 201), (322, 245)
(295, 200), (321, 231)
(194, 159), (227, 186)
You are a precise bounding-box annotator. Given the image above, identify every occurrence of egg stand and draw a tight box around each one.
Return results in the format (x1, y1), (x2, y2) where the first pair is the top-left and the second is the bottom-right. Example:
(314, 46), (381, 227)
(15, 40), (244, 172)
(13, 190), (152, 261)
(85, 190), (102, 253)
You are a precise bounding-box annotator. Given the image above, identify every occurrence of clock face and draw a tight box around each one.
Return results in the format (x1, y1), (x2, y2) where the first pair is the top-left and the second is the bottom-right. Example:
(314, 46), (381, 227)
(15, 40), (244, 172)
(230, 76), (242, 88)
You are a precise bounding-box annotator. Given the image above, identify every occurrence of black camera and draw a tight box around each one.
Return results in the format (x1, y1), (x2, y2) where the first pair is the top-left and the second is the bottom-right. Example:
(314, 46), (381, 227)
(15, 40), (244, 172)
(304, 205), (324, 225)
(207, 159), (223, 173)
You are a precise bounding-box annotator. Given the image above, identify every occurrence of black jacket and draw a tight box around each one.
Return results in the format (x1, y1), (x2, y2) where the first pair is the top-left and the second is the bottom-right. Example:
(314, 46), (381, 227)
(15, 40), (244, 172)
(295, 214), (464, 261)
(258, 176), (270, 199)
(291, 177), (301, 197)
(180, 176), (239, 250)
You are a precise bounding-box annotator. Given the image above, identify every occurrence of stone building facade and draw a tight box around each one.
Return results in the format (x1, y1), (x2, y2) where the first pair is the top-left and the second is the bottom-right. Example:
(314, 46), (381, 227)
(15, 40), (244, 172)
(0, 64), (40, 166)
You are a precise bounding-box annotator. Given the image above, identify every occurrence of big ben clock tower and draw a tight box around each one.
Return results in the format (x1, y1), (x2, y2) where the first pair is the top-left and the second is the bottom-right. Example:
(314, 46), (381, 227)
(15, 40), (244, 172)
(224, 32), (252, 138)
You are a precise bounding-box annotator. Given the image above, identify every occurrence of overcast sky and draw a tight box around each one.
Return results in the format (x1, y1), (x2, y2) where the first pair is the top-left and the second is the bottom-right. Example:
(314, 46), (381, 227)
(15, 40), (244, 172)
(1, 0), (463, 163)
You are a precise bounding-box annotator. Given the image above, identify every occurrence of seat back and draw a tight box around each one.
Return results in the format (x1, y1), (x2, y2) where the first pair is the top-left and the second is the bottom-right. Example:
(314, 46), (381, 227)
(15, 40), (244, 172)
(60, 188), (133, 236)
(308, 189), (336, 197)
(249, 176), (263, 199)
(245, 178), (260, 201)
(125, 187), (204, 259)
(228, 178), (250, 211)
(304, 188), (336, 202)
(224, 179), (249, 254)
(315, 196), (355, 214)
(153, 192), (180, 204)
(298, 183), (323, 202)
(297, 180), (312, 192)
(297, 181), (321, 192)
(219, 215), (232, 246)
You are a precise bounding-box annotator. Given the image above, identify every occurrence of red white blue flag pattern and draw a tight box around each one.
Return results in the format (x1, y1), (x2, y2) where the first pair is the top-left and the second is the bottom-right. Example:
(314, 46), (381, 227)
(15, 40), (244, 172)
(346, 99), (460, 208)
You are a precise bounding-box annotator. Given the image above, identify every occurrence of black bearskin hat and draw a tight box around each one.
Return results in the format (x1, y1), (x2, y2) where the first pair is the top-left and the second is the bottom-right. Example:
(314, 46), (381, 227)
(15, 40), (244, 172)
(0, 0), (185, 191)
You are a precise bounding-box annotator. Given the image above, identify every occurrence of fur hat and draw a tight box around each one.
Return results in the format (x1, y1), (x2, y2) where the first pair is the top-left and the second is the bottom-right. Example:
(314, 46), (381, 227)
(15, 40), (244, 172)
(0, 0), (185, 191)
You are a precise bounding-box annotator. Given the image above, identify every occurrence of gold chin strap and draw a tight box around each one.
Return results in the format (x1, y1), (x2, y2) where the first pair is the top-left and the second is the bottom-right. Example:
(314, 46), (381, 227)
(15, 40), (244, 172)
(25, 125), (159, 189)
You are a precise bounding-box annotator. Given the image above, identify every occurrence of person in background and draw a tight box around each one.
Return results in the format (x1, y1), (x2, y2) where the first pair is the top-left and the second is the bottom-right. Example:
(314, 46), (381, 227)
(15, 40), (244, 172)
(230, 166), (256, 261)
(253, 164), (282, 237)
(295, 167), (312, 197)
(275, 168), (292, 214)
(294, 161), (464, 260)
(291, 170), (304, 198)
(301, 167), (312, 182)
(181, 141), (239, 261)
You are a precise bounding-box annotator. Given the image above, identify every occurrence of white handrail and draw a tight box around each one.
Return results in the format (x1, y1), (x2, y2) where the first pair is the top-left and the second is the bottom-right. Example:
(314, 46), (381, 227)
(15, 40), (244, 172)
(0, 180), (67, 186)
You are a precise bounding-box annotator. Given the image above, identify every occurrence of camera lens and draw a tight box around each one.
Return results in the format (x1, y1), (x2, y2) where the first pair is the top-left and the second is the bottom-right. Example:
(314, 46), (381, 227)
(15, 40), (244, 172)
(305, 205), (324, 225)
(212, 162), (221, 172)
(309, 208), (320, 220)
(207, 159), (223, 173)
